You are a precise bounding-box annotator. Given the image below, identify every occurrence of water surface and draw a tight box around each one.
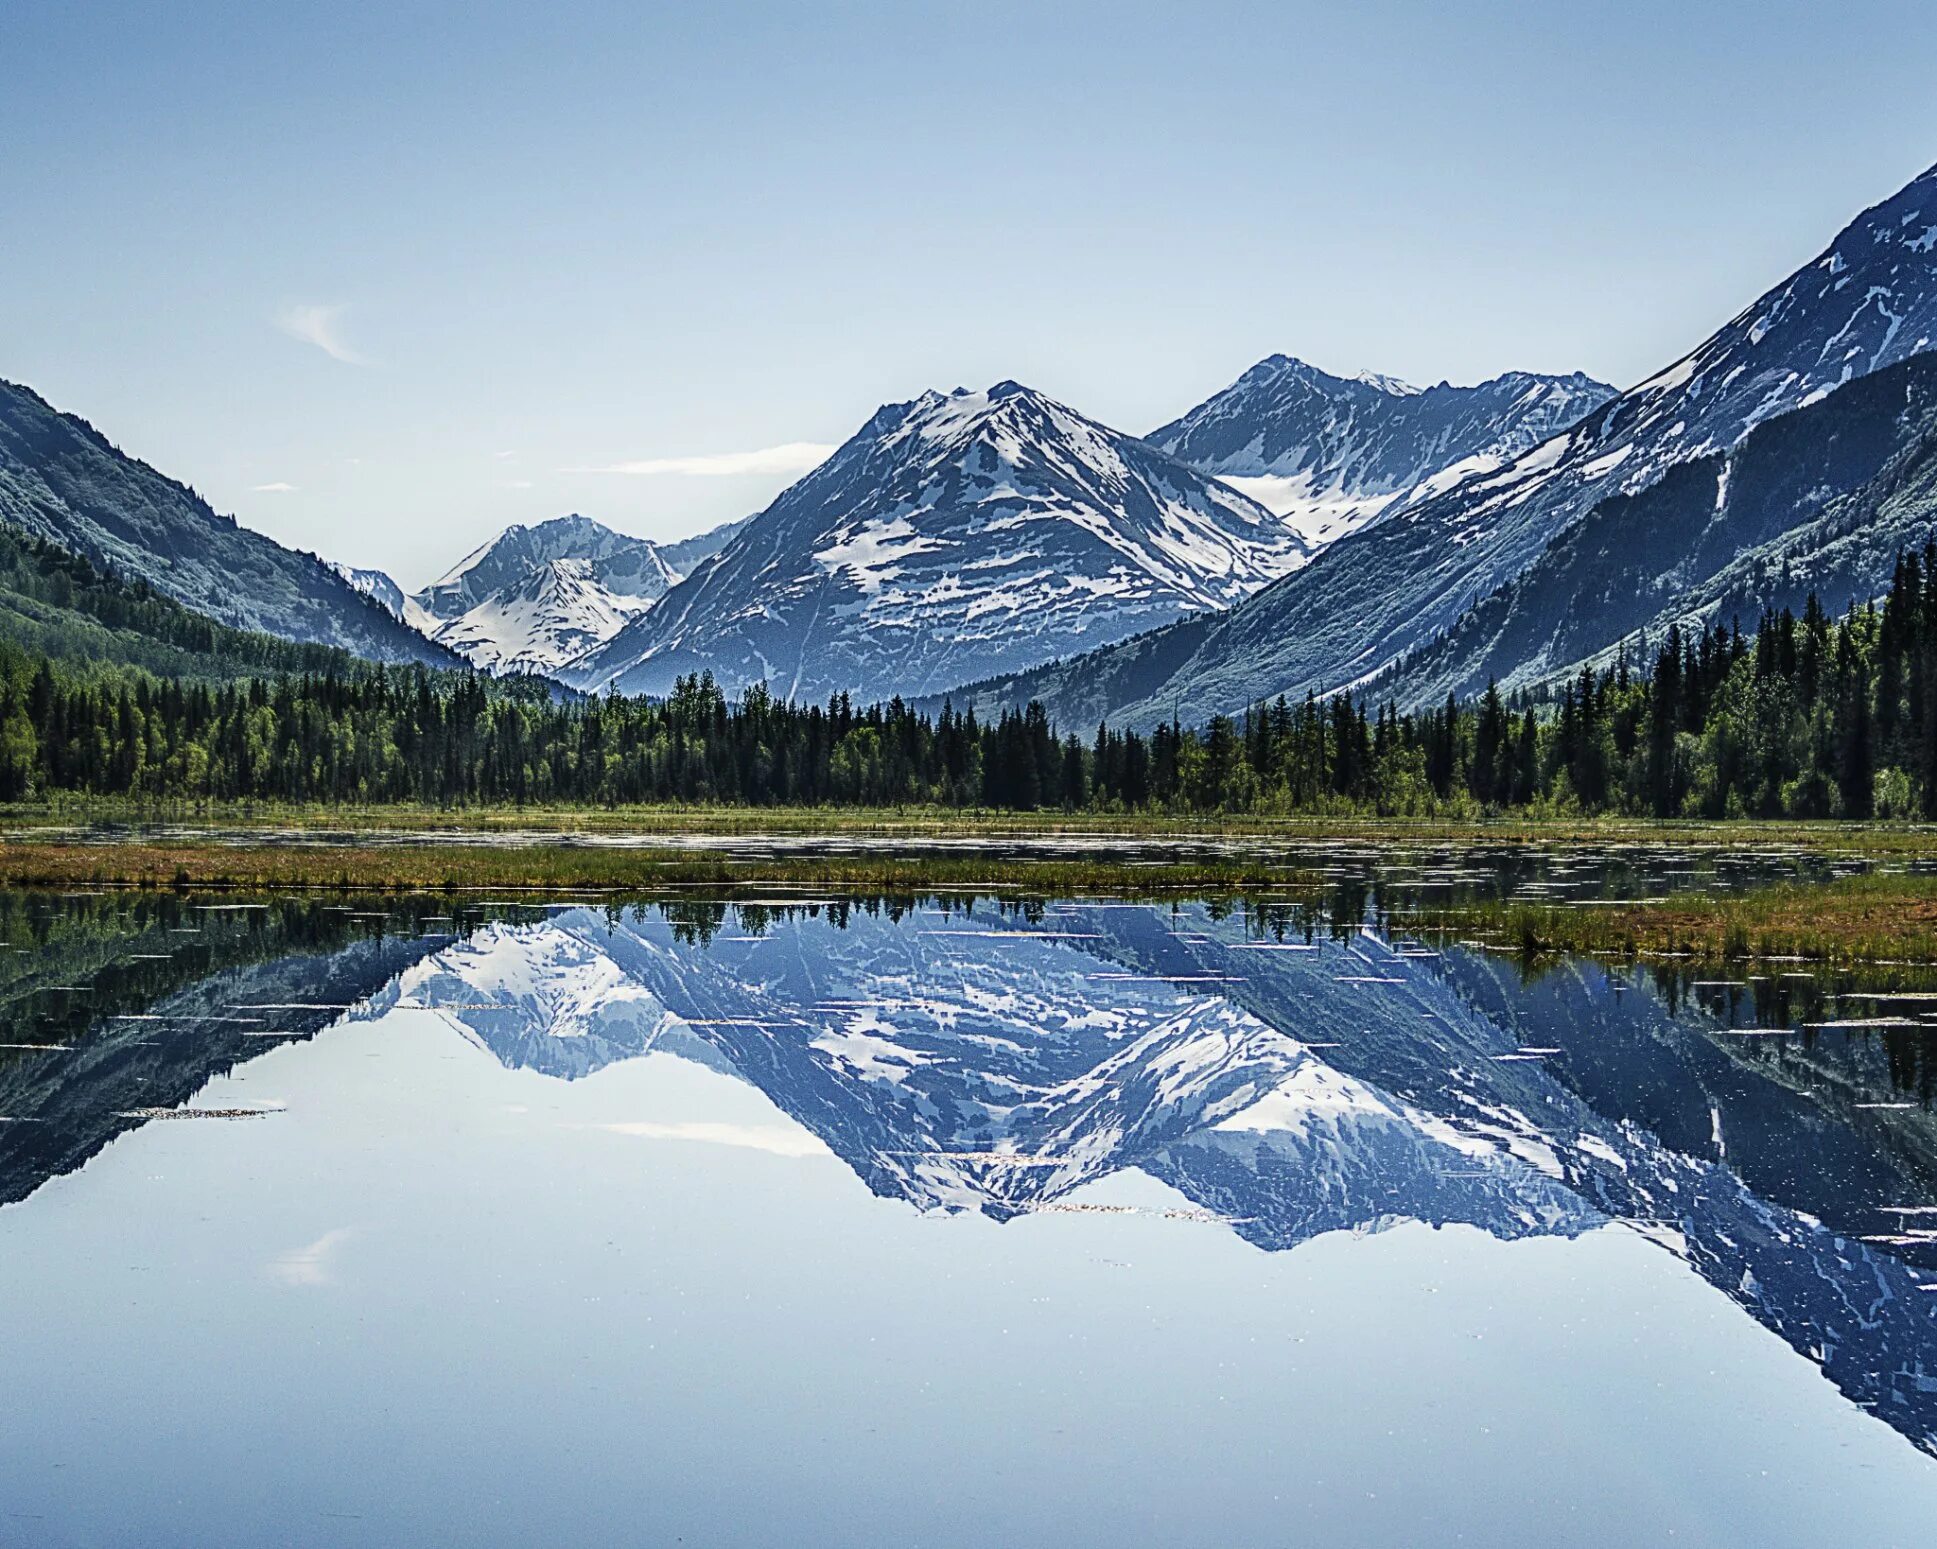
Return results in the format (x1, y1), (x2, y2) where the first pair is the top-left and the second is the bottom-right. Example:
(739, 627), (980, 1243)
(3, 885), (1936, 1546)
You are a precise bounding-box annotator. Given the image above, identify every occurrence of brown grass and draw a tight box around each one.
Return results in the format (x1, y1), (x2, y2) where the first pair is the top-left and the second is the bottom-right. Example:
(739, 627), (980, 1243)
(0, 840), (1321, 895)
(1401, 874), (1937, 966)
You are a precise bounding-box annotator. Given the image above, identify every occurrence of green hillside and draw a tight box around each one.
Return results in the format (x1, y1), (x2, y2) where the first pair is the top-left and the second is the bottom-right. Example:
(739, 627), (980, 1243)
(0, 519), (367, 681)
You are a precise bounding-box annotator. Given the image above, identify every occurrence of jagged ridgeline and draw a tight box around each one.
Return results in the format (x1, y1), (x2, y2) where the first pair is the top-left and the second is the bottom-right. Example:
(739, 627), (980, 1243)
(949, 161), (1937, 731)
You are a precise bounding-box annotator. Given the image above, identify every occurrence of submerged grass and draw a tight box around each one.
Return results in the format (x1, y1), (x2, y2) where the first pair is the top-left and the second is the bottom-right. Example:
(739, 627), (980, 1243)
(0, 840), (1322, 895)
(1402, 873), (1937, 967)
(11, 815), (1937, 963)
(10, 798), (1937, 855)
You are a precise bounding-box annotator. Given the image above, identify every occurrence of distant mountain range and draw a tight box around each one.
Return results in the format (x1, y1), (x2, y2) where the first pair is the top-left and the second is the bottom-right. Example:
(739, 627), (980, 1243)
(949, 159), (1937, 726)
(562, 381), (1316, 703)
(0, 378), (455, 667)
(339, 512), (750, 678)
(4, 159), (1935, 722)
(386, 361), (1620, 702)
(413, 512), (678, 622)
(1151, 358), (1615, 548)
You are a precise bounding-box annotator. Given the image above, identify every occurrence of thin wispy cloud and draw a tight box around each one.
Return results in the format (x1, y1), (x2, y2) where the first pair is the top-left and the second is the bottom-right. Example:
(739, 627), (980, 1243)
(589, 1120), (832, 1158)
(275, 303), (367, 365)
(267, 1227), (354, 1287)
(252, 481), (298, 493)
(567, 441), (834, 479)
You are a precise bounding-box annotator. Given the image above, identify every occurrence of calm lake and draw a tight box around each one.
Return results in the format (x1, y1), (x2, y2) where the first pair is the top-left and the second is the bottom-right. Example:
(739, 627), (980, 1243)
(4, 875), (1937, 1546)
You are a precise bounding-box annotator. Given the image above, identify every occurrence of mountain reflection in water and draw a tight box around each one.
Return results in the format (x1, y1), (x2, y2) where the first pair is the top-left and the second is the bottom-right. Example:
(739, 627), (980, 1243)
(3, 885), (1937, 1528)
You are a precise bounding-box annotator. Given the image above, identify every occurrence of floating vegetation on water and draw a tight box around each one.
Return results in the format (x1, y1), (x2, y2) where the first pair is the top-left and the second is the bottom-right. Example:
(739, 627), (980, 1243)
(115, 1106), (278, 1121)
(1408, 874), (1937, 967)
(1019, 1202), (1249, 1225)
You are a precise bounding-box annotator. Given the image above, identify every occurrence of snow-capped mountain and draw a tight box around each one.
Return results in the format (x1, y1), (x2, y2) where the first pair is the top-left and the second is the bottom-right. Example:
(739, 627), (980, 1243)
(358, 903), (1591, 1221)
(414, 513), (678, 623)
(27, 890), (1937, 1453)
(425, 558), (656, 678)
(335, 896), (1937, 1453)
(951, 159), (1937, 726)
(412, 512), (699, 676)
(1386, 346), (1937, 703)
(565, 381), (1315, 704)
(1150, 358), (1615, 548)
(374, 920), (679, 1079)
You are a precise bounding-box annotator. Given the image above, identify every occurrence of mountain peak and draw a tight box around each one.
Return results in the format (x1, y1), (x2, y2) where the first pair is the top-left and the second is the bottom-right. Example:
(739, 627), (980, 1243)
(879, 379), (1096, 465)
(993, 157), (1937, 738)
(1150, 353), (1617, 549)
(422, 551), (649, 678)
(562, 379), (1314, 704)
(1352, 369), (1423, 397)
(410, 512), (686, 674)
(1231, 356), (1422, 398)
(415, 513), (675, 621)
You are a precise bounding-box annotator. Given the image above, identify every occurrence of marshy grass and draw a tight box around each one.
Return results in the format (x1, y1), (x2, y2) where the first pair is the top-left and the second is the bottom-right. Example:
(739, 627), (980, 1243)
(9, 799), (1937, 855)
(0, 840), (1325, 895)
(1402, 873), (1937, 966)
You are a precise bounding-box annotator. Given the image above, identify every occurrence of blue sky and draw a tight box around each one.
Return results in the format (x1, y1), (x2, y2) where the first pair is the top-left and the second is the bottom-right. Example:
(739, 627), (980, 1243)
(2, 0), (1934, 585)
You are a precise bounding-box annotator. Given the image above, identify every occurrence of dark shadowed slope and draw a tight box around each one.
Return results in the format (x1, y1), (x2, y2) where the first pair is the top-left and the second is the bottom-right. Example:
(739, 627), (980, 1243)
(0, 378), (458, 667)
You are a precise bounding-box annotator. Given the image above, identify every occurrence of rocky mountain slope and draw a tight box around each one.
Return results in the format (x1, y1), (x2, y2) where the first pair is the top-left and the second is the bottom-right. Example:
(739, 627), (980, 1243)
(1385, 347), (1937, 702)
(1151, 358), (1614, 548)
(566, 381), (1313, 703)
(409, 511), (751, 677)
(949, 160), (1937, 725)
(657, 515), (749, 575)
(0, 377), (457, 666)
(325, 560), (411, 621)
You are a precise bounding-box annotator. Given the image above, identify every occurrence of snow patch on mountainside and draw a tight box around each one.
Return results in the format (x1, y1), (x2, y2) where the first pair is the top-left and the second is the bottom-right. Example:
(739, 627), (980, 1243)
(982, 162), (1937, 731)
(1217, 473), (1401, 548)
(411, 512), (710, 676)
(426, 558), (647, 676)
(565, 380), (1316, 703)
(1151, 357), (1616, 553)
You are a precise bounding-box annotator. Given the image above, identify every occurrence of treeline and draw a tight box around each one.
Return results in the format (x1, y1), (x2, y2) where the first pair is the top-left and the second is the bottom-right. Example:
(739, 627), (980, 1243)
(5, 547), (1937, 816)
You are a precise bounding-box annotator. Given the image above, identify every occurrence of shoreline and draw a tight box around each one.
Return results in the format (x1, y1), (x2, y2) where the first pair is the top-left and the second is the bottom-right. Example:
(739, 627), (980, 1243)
(8, 803), (1937, 852)
(5, 829), (1937, 966)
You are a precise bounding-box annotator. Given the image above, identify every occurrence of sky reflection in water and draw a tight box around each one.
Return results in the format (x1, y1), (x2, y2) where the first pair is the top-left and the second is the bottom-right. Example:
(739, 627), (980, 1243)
(2, 885), (1936, 1548)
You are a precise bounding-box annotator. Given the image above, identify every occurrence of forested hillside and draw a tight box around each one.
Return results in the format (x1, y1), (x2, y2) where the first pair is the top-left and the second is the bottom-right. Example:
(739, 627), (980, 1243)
(0, 523), (373, 681)
(0, 377), (456, 666)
